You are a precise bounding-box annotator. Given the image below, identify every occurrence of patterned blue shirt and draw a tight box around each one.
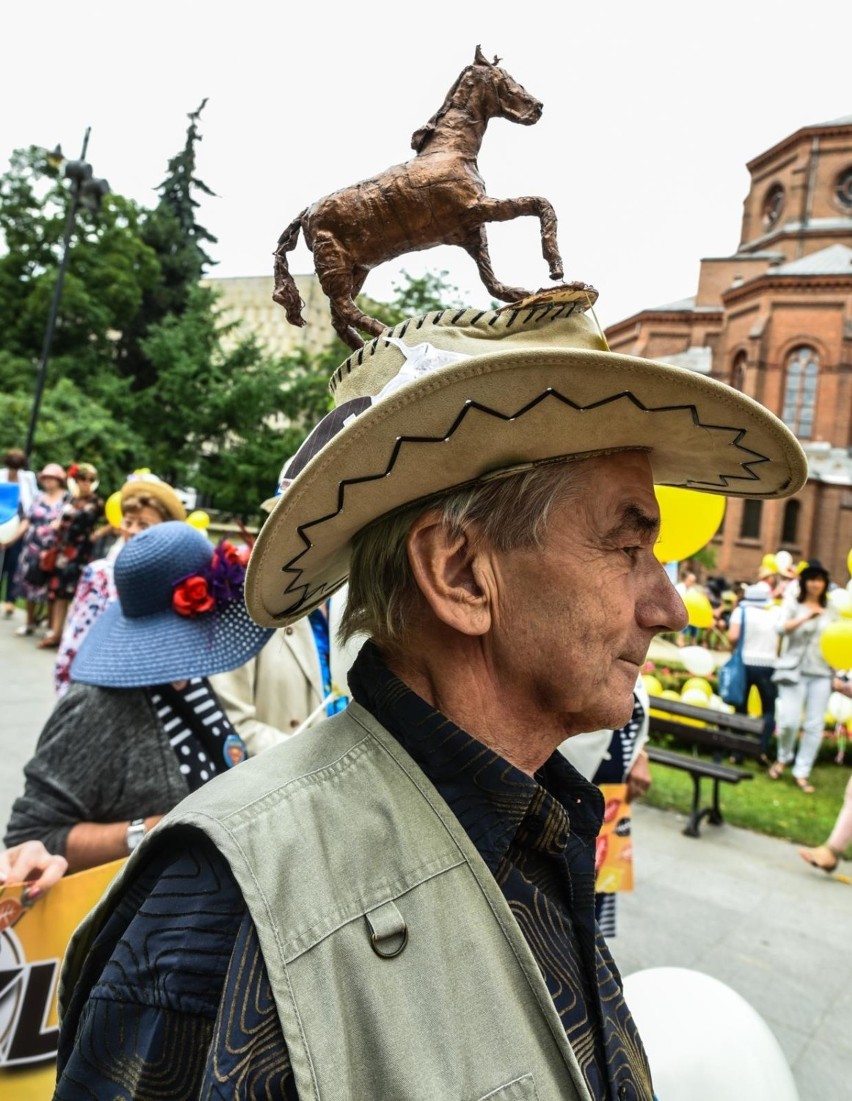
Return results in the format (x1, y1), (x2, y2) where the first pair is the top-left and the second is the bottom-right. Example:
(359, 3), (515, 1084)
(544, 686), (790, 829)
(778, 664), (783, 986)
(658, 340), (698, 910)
(56, 642), (653, 1101)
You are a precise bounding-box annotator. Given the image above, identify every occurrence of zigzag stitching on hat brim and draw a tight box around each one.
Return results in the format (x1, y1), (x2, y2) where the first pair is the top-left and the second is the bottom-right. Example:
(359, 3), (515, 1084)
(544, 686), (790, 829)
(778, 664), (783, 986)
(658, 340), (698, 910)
(270, 387), (772, 618)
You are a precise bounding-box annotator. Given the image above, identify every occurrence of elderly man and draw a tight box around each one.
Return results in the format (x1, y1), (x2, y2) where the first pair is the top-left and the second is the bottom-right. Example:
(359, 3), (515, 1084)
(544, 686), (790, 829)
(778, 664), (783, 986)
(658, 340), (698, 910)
(55, 287), (805, 1101)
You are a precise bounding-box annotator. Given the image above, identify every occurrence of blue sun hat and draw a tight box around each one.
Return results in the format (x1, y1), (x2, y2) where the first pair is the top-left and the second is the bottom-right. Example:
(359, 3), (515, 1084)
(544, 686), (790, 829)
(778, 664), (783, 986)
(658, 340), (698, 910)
(71, 522), (273, 688)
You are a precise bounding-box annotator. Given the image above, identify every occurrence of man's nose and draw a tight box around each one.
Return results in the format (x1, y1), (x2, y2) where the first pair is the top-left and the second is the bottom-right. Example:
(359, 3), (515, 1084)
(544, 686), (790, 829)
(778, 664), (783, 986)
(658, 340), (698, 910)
(638, 563), (689, 633)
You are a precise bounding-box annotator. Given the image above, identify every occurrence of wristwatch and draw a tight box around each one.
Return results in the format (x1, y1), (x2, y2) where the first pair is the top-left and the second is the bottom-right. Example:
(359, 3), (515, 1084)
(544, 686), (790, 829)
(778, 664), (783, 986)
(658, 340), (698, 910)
(126, 818), (147, 853)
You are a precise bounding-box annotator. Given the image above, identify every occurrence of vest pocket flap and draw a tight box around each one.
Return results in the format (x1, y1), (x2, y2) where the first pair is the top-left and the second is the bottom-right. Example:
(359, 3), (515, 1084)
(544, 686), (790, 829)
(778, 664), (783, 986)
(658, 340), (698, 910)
(476, 1073), (540, 1101)
(365, 900), (408, 958)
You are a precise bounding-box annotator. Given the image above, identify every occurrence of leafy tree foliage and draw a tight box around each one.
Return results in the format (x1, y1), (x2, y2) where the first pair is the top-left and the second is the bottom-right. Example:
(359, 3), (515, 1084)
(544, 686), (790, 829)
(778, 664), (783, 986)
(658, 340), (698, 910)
(0, 113), (467, 524)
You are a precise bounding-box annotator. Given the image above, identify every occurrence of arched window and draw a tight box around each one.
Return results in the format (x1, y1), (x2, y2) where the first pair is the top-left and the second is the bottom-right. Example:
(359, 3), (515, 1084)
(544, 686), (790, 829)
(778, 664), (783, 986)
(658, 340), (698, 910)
(731, 350), (747, 392)
(781, 346), (819, 439)
(740, 499), (763, 540)
(781, 500), (800, 545)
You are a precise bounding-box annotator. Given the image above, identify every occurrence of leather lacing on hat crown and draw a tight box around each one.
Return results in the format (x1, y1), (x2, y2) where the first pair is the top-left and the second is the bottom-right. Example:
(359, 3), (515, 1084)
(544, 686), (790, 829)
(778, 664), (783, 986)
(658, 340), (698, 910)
(328, 297), (589, 396)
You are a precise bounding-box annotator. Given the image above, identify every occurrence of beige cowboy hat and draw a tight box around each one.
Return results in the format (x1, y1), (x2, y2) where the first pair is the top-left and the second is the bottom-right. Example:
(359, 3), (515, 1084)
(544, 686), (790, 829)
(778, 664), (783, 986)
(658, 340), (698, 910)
(246, 285), (807, 628)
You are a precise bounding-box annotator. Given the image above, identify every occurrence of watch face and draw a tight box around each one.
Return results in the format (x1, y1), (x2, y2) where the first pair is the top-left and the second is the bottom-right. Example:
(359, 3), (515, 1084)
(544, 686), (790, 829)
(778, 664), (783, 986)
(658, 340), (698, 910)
(762, 183), (785, 230)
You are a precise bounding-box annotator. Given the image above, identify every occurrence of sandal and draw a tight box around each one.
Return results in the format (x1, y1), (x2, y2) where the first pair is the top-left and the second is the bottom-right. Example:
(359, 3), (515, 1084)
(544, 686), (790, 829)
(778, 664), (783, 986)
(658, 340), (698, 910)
(36, 635), (60, 649)
(14, 624), (35, 637)
(768, 761), (786, 780)
(798, 844), (840, 873)
(795, 777), (815, 794)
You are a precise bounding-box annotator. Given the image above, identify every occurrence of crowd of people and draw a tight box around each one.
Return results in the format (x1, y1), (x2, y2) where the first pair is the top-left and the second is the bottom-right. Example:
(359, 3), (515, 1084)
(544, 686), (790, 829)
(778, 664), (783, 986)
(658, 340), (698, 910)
(0, 287), (847, 1098)
(670, 557), (851, 794)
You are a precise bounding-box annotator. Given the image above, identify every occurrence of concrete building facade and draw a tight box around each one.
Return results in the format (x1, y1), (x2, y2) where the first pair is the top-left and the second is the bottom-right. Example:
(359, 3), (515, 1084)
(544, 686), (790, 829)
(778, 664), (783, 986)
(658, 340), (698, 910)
(201, 273), (337, 359)
(606, 116), (852, 583)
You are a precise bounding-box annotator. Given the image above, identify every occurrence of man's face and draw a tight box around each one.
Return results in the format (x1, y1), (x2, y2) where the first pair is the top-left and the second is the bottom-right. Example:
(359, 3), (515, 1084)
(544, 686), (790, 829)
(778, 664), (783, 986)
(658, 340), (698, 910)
(485, 451), (687, 739)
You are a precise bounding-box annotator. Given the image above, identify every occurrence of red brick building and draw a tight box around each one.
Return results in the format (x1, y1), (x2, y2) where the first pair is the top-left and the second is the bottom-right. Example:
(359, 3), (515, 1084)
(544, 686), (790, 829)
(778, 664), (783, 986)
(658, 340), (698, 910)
(607, 116), (852, 583)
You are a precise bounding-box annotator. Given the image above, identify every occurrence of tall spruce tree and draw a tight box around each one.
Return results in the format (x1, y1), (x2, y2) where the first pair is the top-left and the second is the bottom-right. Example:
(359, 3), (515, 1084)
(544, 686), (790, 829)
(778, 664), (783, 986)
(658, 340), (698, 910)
(116, 100), (218, 390)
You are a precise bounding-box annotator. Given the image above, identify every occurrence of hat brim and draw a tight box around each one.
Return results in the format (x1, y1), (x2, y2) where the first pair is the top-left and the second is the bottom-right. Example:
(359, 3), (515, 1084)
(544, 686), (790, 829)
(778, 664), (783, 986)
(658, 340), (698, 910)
(247, 346), (807, 628)
(71, 596), (273, 688)
(120, 479), (187, 522)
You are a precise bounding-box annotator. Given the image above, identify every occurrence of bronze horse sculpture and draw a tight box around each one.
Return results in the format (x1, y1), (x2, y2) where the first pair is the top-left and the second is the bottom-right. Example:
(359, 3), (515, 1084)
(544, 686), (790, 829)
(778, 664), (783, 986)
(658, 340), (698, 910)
(273, 47), (564, 349)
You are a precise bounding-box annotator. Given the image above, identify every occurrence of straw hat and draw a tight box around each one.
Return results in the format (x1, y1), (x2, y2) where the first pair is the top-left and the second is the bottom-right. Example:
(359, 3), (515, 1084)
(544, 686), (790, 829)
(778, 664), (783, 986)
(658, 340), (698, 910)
(119, 474), (186, 522)
(71, 522), (272, 688)
(246, 286), (808, 628)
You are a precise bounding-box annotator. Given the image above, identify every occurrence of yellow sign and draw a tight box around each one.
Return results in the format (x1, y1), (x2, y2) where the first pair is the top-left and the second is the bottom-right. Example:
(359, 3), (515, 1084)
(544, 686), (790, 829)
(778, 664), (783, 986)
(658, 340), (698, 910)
(0, 859), (125, 1098)
(595, 783), (634, 894)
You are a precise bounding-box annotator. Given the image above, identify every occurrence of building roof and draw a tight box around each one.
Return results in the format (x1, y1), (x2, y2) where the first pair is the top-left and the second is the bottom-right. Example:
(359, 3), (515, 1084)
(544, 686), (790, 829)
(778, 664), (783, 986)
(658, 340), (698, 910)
(651, 296), (696, 311)
(773, 243), (852, 276)
(660, 346), (713, 375)
(813, 114), (852, 128)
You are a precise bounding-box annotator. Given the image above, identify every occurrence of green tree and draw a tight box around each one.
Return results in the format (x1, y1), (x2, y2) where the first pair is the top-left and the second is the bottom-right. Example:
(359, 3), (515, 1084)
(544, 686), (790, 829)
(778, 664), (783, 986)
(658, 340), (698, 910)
(116, 100), (218, 391)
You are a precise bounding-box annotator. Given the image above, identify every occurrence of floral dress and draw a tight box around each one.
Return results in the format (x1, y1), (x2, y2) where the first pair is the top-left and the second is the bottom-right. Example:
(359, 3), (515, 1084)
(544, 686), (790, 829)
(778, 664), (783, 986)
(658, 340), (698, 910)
(14, 492), (68, 602)
(48, 494), (104, 602)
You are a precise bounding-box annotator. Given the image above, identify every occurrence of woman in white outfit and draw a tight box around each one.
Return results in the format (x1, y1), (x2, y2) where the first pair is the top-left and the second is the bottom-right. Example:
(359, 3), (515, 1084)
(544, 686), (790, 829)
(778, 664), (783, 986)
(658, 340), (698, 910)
(769, 563), (834, 793)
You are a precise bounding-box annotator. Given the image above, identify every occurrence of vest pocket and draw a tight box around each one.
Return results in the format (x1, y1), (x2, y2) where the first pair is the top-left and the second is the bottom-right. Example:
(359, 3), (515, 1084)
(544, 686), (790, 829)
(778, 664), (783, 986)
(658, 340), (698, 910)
(475, 1073), (540, 1101)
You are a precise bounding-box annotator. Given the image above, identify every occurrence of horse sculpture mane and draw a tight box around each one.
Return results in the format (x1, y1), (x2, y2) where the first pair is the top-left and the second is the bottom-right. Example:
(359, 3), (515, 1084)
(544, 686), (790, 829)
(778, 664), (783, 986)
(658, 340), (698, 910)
(273, 46), (564, 350)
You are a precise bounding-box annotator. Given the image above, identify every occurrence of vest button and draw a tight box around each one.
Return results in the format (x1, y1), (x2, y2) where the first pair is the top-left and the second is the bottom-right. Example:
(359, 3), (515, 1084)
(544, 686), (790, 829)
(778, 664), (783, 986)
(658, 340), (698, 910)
(285, 626), (294, 635)
(290, 719), (299, 728)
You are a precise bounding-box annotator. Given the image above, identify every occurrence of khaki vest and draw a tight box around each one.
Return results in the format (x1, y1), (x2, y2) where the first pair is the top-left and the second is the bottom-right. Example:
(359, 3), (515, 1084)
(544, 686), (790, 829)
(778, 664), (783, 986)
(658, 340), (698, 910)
(63, 704), (598, 1101)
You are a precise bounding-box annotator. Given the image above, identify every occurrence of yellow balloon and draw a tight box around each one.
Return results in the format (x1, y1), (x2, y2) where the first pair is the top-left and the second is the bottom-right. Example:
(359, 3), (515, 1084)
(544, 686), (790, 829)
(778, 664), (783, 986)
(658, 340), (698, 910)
(682, 677), (713, 699)
(187, 510), (211, 531)
(820, 620), (852, 669)
(747, 684), (762, 718)
(104, 491), (123, 528)
(649, 688), (682, 720)
(653, 486), (726, 564)
(682, 589), (714, 629)
(641, 674), (663, 697)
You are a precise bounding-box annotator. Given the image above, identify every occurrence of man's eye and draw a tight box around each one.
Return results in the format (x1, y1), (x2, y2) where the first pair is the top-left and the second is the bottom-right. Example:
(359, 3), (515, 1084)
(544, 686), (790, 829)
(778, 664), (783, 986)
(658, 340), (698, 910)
(623, 546), (641, 560)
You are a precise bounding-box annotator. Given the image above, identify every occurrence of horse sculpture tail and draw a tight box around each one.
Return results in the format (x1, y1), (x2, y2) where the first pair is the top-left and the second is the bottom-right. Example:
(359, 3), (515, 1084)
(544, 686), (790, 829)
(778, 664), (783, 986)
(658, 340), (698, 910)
(273, 212), (308, 327)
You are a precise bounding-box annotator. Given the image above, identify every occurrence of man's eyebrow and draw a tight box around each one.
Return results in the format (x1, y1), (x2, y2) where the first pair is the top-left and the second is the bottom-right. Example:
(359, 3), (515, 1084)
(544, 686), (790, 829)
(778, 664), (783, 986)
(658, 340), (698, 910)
(605, 504), (660, 541)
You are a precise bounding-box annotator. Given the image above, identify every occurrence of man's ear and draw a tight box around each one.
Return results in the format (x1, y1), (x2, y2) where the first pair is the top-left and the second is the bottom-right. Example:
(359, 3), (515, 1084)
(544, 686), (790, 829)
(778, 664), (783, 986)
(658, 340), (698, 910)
(406, 512), (492, 636)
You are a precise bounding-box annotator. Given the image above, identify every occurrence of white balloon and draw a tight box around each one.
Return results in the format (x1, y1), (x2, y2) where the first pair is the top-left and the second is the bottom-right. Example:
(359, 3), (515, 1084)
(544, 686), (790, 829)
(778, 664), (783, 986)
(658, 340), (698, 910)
(828, 691), (852, 724)
(680, 645), (715, 677)
(623, 968), (799, 1101)
(0, 515), (20, 544)
(827, 588), (852, 618)
(774, 550), (793, 571)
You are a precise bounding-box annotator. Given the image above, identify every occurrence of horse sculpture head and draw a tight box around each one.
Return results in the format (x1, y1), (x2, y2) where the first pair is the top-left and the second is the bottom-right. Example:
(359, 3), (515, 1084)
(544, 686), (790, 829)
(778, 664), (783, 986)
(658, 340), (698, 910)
(411, 45), (542, 153)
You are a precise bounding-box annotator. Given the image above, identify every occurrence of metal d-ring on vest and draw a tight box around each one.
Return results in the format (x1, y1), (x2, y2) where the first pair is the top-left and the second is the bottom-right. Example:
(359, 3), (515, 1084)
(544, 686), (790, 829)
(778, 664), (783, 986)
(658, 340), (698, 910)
(366, 899), (408, 958)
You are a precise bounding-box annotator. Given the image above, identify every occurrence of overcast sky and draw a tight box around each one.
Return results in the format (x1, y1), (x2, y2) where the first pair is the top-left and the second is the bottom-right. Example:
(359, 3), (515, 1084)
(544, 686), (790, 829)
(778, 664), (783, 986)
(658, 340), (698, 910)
(3, 1), (850, 331)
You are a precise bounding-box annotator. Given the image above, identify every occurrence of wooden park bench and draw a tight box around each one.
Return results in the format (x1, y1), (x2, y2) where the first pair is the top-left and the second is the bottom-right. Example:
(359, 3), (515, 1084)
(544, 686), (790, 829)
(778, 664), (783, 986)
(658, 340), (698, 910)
(646, 694), (765, 838)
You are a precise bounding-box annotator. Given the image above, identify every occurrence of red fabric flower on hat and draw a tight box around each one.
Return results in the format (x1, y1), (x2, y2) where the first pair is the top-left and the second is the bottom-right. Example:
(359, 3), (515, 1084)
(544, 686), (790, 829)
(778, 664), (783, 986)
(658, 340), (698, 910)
(173, 575), (215, 617)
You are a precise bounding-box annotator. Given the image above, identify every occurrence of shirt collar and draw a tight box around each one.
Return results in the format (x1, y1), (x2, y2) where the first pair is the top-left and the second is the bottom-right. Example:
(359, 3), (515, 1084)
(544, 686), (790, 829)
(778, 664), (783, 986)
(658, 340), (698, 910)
(348, 641), (603, 874)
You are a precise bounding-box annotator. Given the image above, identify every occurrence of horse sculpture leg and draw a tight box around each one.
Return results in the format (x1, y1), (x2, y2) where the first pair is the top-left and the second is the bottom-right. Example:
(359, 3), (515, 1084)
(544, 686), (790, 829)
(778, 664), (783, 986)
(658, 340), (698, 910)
(272, 214), (308, 326)
(475, 196), (564, 281)
(313, 235), (386, 350)
(462, 228), (530, 302)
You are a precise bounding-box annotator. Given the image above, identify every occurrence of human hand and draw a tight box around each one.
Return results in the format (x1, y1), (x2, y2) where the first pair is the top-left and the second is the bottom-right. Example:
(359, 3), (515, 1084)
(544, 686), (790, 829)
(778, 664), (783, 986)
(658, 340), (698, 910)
(0, 841), (68, 901)
(626, 750), (652, 803)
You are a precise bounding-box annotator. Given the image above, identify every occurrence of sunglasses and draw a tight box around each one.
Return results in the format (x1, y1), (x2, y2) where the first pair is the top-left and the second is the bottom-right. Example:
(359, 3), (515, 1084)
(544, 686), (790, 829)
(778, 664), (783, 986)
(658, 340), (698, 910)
(76, 474), (95, 481)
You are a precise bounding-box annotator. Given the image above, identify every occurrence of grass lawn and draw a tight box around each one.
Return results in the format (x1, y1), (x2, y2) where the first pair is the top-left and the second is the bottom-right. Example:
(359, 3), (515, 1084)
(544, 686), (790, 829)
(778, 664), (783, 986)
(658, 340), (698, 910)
(644, 750), (852, 854)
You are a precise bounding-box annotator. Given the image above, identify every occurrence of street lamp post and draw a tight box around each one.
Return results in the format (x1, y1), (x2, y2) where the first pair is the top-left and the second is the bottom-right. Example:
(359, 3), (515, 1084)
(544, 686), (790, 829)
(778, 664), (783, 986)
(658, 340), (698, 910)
(23, 128), (110, 461)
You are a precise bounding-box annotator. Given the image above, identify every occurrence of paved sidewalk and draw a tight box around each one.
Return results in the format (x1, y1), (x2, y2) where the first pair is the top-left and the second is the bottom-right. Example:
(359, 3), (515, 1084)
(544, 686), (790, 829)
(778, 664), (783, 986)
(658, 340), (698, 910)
(1, 608), (849, 1099)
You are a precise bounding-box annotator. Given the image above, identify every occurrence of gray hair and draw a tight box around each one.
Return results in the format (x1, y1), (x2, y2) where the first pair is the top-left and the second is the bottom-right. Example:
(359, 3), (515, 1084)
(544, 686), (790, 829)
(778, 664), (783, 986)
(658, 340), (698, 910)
(340, 460), (592, 650)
